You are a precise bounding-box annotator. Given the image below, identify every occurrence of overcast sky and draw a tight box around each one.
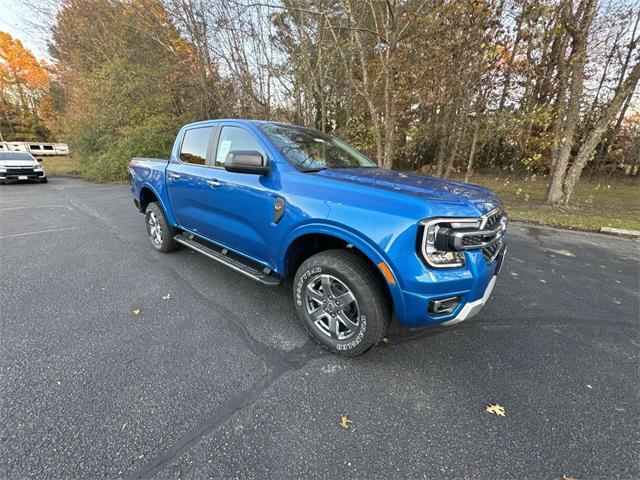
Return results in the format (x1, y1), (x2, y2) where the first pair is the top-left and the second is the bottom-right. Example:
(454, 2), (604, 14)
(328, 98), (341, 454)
(0, 0), (52, 59)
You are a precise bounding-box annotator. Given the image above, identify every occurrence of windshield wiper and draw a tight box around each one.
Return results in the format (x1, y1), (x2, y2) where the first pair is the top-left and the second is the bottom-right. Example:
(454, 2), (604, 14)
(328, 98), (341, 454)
(300, 167), (326, 172)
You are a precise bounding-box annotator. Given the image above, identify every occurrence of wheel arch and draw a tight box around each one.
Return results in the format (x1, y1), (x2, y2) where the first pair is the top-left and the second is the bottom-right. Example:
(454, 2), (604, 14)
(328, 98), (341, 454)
(280, 224), (407, 324)
(138, 182), (177, 226)
(139, 186), (159, 213)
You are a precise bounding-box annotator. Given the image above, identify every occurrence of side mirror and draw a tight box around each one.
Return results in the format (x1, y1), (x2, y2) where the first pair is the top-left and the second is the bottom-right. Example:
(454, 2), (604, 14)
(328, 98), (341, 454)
(224, 150), (270, 175)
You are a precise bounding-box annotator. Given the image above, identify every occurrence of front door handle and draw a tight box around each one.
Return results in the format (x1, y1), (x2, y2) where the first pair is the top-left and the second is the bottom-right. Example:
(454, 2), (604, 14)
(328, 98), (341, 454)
(168, 172), (182, 180)
(206, 179), (222, 187)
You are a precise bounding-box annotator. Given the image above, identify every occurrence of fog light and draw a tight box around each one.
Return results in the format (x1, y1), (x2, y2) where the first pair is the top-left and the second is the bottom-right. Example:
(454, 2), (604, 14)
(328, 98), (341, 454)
(428, 296), (461, 316)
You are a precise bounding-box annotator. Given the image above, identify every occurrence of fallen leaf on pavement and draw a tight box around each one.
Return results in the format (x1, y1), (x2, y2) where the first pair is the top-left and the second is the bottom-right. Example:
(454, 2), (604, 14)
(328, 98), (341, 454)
(132, 308), (140, 316)
(382, 337), (389, 343)
(339, 416), (352, 429)
(162, 293), (172, 300)
(562, 475), (579, 480)
(485, 403), (505, 416)
(547, 249), (575, 257)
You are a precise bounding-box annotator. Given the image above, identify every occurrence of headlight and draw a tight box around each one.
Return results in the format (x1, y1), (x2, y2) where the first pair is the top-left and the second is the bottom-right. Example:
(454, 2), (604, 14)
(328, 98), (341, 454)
(420, 218), (480, 268)
(419, 210), (507, 268)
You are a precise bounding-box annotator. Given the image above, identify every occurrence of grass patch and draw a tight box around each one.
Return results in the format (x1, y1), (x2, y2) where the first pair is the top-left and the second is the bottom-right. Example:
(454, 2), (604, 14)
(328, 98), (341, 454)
(41, 156), (83, 177)
(457, 173), (640, 231)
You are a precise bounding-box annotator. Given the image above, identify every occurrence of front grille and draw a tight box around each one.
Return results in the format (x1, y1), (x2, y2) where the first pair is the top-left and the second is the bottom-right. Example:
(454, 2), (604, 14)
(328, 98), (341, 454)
(462, 235), (483, 246)
(6, 167), (36, 175)
(481, 209), (506, 262)
(484, 209), (503, 229)
(482, 240), (501, 262)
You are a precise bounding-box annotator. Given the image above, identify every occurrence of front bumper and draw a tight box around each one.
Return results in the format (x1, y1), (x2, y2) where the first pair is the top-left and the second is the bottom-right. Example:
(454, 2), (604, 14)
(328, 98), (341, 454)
(440, 275), (496, 326)
(397, 241), (506, 328)
(0, 169), (46, 182)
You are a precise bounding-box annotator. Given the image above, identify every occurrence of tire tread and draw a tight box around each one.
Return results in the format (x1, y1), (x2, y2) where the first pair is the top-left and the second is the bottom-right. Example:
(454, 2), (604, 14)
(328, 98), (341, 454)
(146, 202), (180, 253)
(295, 249), (391, 356)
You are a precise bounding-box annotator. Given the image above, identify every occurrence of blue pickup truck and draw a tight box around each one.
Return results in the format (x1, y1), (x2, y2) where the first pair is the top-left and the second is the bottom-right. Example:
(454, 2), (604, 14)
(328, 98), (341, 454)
(129, 119), (507, 355)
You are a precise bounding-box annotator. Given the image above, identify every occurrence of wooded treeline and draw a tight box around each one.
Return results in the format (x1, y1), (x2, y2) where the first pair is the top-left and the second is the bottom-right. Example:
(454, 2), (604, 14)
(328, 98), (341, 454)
(6, 0), (640, 204)
(0, 31), (61, 141)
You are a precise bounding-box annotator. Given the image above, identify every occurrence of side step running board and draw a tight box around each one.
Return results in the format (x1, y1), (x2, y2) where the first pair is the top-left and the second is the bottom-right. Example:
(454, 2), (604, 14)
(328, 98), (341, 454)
(174, 234), (282, 286)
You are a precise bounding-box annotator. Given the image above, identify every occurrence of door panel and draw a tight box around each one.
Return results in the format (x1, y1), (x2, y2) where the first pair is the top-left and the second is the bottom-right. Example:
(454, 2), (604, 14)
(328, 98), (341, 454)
(166, 163), (212, 234)
(199, 125), (274, 263)
(166, 125), (215, 232)
(195, 171), (274, 263)
(167, 124), (276, 266)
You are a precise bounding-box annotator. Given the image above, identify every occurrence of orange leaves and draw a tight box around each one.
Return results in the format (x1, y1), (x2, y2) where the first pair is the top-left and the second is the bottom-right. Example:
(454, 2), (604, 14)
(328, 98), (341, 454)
(0, 31), (50, 90)
(485, 403), (506, 417)
(339, 416), (352, 429)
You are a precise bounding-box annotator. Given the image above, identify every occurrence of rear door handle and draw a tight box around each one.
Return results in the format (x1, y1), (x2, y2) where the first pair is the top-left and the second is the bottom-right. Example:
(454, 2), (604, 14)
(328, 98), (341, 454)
(167, 173), (181, 180)
(206, 180), (222, 187)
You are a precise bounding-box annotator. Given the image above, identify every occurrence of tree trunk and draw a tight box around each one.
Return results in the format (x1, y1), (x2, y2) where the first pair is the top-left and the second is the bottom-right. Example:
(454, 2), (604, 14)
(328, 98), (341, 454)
(382, 3), (397, 170)
(547, 0), (597, 205)
(465, 119), (480, 183)
(498, 14), (524, 110)
(562, 62), (640, 204)
(434, 103), (452, 177)
(444, 124), (463, 179)
(597, 13), (639, 159)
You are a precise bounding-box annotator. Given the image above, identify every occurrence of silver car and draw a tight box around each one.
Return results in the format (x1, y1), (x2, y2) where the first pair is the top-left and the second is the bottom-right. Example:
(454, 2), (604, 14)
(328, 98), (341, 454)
(0, 152), (47, 184)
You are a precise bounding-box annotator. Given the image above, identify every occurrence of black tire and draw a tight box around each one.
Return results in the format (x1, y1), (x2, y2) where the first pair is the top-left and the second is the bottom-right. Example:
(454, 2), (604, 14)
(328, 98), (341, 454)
(40, 178), (48, 183)
(145, 202), (180, 253)
(293, 249), (390, 356)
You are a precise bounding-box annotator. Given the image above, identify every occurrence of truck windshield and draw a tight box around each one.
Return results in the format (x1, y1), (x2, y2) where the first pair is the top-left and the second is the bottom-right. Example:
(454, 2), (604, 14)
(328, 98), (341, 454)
(0, 152), (36, 161)
(258, 123), (377, 171)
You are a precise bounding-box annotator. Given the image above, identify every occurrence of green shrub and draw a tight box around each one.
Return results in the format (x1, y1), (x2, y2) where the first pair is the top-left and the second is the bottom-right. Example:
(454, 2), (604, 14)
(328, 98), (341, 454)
(81, 117), (179, 182)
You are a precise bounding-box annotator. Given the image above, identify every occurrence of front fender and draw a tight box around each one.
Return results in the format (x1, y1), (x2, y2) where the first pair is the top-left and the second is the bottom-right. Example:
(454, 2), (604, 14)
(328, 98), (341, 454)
(279, 222), (408, 325)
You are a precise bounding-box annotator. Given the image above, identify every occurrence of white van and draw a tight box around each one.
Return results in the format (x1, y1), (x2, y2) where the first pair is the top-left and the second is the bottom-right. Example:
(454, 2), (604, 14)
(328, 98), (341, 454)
(54, 143), (70, 155)
(7, 142), (28, 152)
(28, 143), (57, 156)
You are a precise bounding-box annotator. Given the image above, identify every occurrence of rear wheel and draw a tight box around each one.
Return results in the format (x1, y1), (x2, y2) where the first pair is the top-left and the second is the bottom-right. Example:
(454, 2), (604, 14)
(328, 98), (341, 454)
(145, 202), (180, 253)
(293, 249), (390, 356)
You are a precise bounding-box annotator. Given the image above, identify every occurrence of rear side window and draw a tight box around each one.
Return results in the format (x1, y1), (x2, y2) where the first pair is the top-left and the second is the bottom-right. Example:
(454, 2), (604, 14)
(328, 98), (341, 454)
(180, 127), (213, 165)
(215, 126), (265, 167)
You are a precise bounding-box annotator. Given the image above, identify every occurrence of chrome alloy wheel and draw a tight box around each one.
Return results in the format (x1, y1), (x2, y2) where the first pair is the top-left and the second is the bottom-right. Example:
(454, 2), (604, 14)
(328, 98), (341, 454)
(304, 274), (360, 340)
(147, 211), (163, 247)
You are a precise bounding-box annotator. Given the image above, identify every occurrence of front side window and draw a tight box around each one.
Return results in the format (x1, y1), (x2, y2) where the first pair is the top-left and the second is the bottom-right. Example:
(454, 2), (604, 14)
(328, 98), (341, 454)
(257, 123), (377, 171)
(180, 127), (213, 165)
(215, 126), (265, 166)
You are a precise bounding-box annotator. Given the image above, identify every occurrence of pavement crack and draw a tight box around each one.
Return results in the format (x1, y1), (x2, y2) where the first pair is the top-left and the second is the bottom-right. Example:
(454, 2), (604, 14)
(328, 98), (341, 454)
(125, 345), (323, 479)
(49, 180), (328, 479)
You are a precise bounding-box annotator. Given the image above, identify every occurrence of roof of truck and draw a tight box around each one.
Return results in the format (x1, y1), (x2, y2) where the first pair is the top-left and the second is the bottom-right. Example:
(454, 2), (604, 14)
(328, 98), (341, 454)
(183, 119), (301, 129)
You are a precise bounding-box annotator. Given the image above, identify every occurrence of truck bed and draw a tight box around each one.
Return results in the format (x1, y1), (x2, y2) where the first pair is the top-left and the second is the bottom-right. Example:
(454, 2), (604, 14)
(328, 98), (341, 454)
(129, 157), (170, 212)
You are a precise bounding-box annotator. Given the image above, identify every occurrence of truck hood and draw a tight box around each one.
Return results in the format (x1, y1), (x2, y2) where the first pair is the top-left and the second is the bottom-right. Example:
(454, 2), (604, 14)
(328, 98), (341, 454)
(0, 160), (39, 167)
(315, 168), (500, 215)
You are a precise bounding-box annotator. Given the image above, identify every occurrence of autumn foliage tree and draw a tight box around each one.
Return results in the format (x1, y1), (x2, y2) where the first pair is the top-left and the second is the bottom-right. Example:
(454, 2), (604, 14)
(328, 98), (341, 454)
(42, 0), (639, 198)
(49, 0), (222, 180)
(0, 31), (52, 141)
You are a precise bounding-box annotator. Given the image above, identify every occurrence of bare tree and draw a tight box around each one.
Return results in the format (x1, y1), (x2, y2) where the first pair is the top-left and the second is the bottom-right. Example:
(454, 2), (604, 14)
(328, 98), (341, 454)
(547, 0), (598, 205)
(562, 61), (640, 203)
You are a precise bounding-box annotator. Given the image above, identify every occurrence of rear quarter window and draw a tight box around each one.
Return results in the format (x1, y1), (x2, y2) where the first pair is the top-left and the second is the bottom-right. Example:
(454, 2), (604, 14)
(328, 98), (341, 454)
(180, 127), (213, 165)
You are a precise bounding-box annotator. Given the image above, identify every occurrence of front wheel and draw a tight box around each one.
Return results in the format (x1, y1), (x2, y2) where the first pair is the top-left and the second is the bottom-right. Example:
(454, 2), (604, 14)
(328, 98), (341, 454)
(293, 249), (390, 356)
(145, 202), (180, 253)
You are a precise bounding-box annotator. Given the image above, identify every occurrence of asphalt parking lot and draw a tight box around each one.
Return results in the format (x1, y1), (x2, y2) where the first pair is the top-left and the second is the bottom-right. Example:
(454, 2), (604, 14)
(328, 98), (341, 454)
(1, 177), (638, 479)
